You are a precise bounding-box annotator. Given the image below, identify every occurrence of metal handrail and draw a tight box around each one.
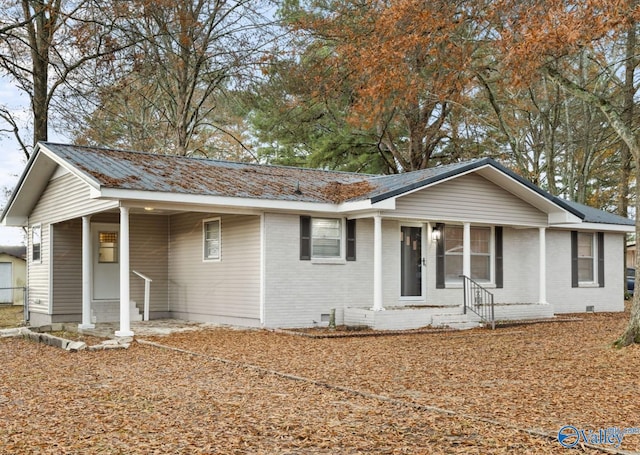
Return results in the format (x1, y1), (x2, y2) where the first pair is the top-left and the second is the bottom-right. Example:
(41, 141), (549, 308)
(132, 270), (152, 321)
(461, 275), (495, 330)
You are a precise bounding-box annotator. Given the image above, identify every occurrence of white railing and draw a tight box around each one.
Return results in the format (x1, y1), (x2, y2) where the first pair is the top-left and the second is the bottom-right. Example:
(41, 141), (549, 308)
(132, 270), (152, 321)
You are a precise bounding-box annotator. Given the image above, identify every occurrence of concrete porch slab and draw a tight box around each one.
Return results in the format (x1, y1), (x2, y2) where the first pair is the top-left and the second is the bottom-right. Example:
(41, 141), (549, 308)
(78, 319), (214, 338)
(344, 306), (461, 330)
(345, 302), (556, 331)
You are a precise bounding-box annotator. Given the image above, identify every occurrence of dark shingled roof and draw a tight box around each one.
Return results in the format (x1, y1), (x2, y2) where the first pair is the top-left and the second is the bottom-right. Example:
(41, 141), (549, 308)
(39, 143), (634, 226)
(560, 199), (635, 226)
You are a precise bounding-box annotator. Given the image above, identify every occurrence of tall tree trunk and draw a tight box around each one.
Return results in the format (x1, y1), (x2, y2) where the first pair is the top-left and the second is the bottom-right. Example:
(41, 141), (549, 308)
(32, 51), (48, 145)
(619, 20), (636, 294)
(23, 0), (58, 146)
(618, 21), (635, 218)
(544, 66), (640, 347)
(616, 154), (640, 346)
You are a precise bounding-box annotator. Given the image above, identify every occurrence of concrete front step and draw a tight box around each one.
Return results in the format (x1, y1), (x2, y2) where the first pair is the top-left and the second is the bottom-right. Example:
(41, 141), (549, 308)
(432, 313), (483, 330)
(344, 302), (554, 331)
(92, 301), (142, 323)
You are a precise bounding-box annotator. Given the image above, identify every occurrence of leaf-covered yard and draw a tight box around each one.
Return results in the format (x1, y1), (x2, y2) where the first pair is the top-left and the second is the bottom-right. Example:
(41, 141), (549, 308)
(1, 310), (639, 454)
(0, 305), (23, 329)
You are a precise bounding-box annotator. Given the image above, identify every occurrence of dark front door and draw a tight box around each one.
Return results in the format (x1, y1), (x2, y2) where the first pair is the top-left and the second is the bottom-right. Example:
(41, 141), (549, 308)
(401, 226), (422, 297)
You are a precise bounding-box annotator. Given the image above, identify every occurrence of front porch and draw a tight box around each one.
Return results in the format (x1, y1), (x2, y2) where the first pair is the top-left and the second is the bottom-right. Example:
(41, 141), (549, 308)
(42, 207), (262, 335)
(344, 302), (555, 330)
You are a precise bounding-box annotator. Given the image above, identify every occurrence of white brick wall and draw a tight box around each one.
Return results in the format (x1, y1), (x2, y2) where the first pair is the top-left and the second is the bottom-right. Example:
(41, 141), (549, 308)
(263, 213), (373, 328)
(263, 214), (625, 328)
(547, 230), (624, 313)
(344, 307), (438, 330)
(493, 303), (554, 320)
(427, 227), (542, 306)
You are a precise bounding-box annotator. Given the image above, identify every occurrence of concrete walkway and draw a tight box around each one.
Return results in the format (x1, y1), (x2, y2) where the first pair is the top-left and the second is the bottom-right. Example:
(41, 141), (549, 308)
(79, 319), (213, 338)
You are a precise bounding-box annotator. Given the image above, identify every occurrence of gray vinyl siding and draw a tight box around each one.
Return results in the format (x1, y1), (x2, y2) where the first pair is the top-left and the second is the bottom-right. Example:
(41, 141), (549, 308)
(263, 213), (373, 328)
(52, 220), (82, 316)
(48, 214), (168, 319)
(130, 214), (169, 314)
(169, 213), (260, 323)
(394, 173), (547, 226)
(30, 171), (117, 225)
(27, 170), (117, 314)
(547, 230), (624, 313)
(27, 223), (49, 313)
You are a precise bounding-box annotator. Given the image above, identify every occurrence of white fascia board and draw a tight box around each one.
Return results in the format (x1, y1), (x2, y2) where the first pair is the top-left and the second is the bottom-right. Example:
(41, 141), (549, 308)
(551, 222), (635, 233)
(475, 166), (572, 215)
(2, 152), (56, 224)
(548, 212), (583, 224)
(1, 215), (28, 226)
(390, 167), (480, 199)
(371, 198), (396, 210)
(99, 188), (345, 213)
(379, 212), (548, 227)
(124, 200), (263, 216)
(39, 144), (102, 191)
(338, 198), (395, 213)
(3, 144), (105, 226)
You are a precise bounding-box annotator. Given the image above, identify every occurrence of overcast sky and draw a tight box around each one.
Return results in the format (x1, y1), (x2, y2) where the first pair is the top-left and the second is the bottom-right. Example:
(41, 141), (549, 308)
(0, 76), (34, 246)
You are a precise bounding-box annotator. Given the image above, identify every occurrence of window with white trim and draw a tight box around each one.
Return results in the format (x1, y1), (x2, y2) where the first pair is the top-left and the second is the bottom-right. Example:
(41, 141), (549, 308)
(203, 218), (221, 261)
(444, 225), (492, 283)
(577, 232), (595, 283)
(444, 225), (463, 282)
(470, 227), (491, 282)
(311, 218), (342, 258)
(32, 225), (41, 262)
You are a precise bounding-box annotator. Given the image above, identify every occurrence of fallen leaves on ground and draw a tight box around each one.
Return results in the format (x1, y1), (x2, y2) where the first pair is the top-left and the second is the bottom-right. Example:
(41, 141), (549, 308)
(0, 305), (23, 328)
(147, 310), (640, 453)
(1, 310), (637, 454)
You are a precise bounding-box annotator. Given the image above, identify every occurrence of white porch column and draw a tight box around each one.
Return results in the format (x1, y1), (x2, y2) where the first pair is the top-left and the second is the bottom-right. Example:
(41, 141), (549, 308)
(372, 214), (384, 311)
(539, 227), (547, 304)
(463, 222), (471, 278)
(115, 206), (134, 337)
(79, 216), (94, 329)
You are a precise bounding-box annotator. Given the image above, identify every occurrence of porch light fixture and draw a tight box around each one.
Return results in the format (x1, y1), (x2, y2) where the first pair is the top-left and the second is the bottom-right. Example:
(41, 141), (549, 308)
(431, 225), (441, 242)
(144, 207), (155, 211)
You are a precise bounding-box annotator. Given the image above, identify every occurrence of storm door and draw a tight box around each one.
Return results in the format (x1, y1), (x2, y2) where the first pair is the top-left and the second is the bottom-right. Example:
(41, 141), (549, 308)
(401, 226), (422, 297)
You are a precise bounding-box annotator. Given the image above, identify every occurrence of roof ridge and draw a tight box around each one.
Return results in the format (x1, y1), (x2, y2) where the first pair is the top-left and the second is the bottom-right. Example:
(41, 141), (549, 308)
(368, 158), (489, 181)
(40, 142), (376, 178)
